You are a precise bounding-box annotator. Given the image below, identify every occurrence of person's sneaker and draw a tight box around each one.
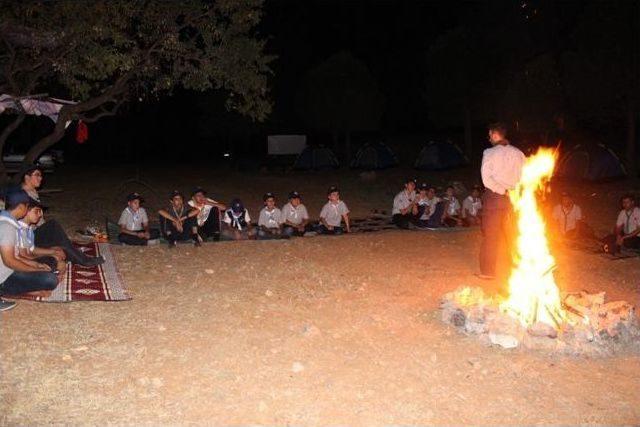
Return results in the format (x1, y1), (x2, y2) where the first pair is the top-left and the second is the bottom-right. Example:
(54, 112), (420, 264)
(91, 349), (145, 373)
(168, 240), (177, 249)
(79, 256), (104, 267)
(0, 299), (17, 312)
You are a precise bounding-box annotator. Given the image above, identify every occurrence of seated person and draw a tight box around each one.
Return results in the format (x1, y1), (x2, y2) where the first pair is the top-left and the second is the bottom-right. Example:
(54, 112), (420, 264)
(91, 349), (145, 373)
(0, 188), (58, 308)
(603, 194), (640, 254)
(221, 199), (255, 240)
(318, 186), (350, 235)
(117, 193), (160, 245)
(462, 186), (483, 226)
(392, 178), (417, 229)
(413, 184), (445, 228)
(258, 193), (285, 240)
(17, 198), (66, 282)
(551, 192), (589, 239)
(442, 185), (462, 227)
(281, 191), (309, 237)
(158, 191), (200, 248)
(188, 188), (226, 242)
(20, 165), (103, 266)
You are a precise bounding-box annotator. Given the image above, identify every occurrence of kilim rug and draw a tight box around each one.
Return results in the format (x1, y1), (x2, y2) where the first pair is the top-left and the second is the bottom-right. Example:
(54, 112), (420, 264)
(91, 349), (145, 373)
(6, 242), (131, 302)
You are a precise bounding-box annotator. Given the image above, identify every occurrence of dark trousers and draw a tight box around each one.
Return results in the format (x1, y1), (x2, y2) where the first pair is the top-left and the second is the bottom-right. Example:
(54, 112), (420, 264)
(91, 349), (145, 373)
(160, 216), (197, 242)
(316, 224), (344, 235)
(34, 219), (91, 265)
(392, 213), (414, 229)
(118, 229), (160, 246)
(197, 209), (221, 240)
(0, 270), (58, 295)
(282, 224), (309, 237)
(603, 234), (640, 254)
(479, 191), (512, 276)
(415, 202), (445, 228)
(35, 256), (59, 272)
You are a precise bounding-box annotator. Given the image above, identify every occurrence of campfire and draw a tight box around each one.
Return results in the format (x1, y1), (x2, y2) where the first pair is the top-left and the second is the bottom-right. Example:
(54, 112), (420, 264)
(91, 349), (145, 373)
(441, 148), (639, 355)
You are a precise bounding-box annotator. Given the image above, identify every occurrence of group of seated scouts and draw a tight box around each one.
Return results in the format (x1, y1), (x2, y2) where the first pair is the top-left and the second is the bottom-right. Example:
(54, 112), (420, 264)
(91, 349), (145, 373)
(117, 185), (351, 247)
(391, 178), (483, 229)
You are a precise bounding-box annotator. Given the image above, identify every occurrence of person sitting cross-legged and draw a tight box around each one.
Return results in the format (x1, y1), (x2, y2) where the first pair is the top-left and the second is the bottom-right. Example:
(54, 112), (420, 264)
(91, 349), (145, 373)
(603, 194), (640, 254)
(413, 183), (445, 228)
(318, 186), (350, 235)
(158, 191), (200, 248)
(188, 187), (226, 242)
(221, 199), (256, 240)
(0, 188), (59, 309)
(257, 193), (285, 240)
(462, 186), (483, 226)
(392, 178), (417, 229)
(551, 192), (592, 240)
(442, 185), (463, 227)
(17, 198), (66, 283)
(117, 193), (160, 246)
(281, 191), (310, 237)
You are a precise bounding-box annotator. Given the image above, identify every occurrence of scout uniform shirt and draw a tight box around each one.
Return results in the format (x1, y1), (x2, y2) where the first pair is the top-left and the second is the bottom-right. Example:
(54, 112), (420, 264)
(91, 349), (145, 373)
(552, 204), (583, 234)
(118, 207), (149, 231)
(616, 206), (640, 235)
(443, 195), (461, 216)
(417, 196), (440, 220)
(462, 196), (482, 218)
(320, 200), (349, 227)
(280, 202), (309, 226)
(392, 190), (416, 215)
(258, 207), (283, 229)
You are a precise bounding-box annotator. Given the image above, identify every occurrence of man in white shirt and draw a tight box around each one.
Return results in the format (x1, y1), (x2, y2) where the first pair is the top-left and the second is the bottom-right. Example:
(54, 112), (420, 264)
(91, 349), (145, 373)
(603, 194), (640, 254)
(462, 186), (483, 226)
(117, 193), (160, 245)
(258, 192), (284, 240)
(392, 178), (417, 229)
(281, 191), (309, 237)
(318, 186), (350, 234)
(552, 192), (585, 239)
(413, 184), (445, 228)
(478, 122), (525, 279)
(188, 188), (226, 242)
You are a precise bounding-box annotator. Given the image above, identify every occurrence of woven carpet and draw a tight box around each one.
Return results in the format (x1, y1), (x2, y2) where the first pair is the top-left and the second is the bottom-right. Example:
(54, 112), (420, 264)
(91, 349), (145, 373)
(6, 242), (131, 303)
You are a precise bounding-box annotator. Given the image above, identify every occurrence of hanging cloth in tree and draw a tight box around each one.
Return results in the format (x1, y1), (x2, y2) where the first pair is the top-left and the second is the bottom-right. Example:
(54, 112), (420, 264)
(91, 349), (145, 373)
(76, 120), (88, 144)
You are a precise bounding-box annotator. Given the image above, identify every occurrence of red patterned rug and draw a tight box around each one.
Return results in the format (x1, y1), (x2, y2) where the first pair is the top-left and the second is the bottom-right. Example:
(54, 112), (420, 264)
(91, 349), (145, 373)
(6, 242), (131, 303)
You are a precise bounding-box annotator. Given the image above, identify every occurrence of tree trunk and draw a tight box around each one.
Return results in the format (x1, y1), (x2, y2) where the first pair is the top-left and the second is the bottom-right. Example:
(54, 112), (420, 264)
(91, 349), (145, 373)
(0, 113), (26, 185)
(15, 112), (68, 183)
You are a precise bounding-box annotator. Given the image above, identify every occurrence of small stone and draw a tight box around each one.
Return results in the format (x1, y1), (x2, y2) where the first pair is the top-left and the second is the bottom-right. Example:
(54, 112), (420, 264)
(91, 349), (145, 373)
(489, 333), (519, 349)
(72, 346), (89, 353)
(158, 325), (166, 331)
(265, 289), (274, 297)
(291, 362), (305, 373)
(302, 324), (320, 337)
(62, 354), (72, 361)
(204, 269), (214, 274)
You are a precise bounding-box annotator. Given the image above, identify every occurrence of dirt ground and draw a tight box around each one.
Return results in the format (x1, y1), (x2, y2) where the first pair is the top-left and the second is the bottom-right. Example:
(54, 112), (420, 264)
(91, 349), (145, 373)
(1, 165), (639, 425)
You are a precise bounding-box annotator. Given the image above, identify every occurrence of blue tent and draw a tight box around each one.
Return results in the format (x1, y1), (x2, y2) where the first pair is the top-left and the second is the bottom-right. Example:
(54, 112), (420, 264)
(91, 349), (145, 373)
(556, 144), (627, 181)
(414, 140), (468, 171)
(350, 142), (398, 170)
(293, 146), (339, 170)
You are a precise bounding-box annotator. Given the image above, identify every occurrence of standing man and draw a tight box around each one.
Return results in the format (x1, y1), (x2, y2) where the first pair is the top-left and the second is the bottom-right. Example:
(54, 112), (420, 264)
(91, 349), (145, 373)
(479, 122), (525, 279)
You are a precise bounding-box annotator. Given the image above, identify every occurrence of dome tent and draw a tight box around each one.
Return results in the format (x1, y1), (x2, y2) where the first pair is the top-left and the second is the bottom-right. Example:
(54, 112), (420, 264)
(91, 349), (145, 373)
(555, 143), (627, 181)
(350, 142), (398, 170)
(414, 140), (468, 171)
(293, 146), (339, 170)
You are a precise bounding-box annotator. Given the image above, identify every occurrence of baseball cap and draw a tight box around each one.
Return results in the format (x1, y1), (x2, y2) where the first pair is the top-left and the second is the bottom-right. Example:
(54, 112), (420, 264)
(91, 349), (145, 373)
(126, 192), (143, 202)
(263, 192), (276, 201)
(230, 199), (244, 213)
(4, 187), (31, 206)
(327, 185), (339, 195)
(288, 191), (301, 200)
(417, 182), (429, 191)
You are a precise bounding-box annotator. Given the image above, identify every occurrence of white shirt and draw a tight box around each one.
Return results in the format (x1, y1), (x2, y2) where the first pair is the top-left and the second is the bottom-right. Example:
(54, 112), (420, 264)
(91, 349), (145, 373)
(481, 143), (525, 195)
(443, 195), (461, 216)
(188, 198), (220, 227)
(223, 209), (251, 230)
(320, 200), (349, 227)
(616, 207), (640, 235)
(417, 196), (440, 220)
(552, 204), (583, 234)
(17, 220), (35, 252)
(118, 207), (148, 231)
(392, 190), (416, 215)
(462, 196), (482, 218)
(258, 207), (282, 229)
(280, 202), (309, 225)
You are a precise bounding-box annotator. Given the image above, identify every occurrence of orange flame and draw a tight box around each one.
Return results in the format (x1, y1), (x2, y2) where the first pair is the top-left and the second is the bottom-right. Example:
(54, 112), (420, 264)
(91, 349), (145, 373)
(500, 147), (566, 328)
